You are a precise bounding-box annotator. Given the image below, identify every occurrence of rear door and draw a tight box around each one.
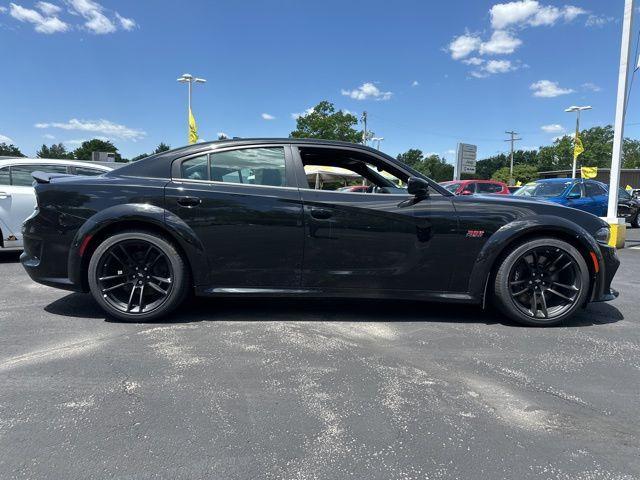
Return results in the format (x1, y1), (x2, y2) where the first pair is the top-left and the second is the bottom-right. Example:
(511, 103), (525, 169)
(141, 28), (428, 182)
(584, 181), (608, 217)
(164, 144), (305, 289)
(292, 145), (457, 292)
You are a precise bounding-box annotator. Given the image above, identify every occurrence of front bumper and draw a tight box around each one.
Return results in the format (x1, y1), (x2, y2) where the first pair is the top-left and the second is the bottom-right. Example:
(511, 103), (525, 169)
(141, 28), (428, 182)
(590, 244), (620, 303)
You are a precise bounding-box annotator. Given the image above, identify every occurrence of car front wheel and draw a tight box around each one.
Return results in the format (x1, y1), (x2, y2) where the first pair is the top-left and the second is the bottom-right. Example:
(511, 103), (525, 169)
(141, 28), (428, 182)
(87, 231), (190, 322)
(493, 238), (590, 327)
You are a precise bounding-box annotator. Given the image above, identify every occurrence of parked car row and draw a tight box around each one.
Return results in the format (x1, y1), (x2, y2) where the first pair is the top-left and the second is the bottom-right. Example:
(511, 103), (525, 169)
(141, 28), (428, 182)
(0, 158), (114, 250)
(438, 177), (639, 228)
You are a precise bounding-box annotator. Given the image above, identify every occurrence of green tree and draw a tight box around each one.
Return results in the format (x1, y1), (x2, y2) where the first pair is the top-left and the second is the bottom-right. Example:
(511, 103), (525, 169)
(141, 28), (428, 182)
(72, 139), (120, 161)
(36, 143), (74, 159)
(396, 149), (424, 168)
(623, 138), (640, 168)
(218, 133), (229, 140)
(492, 164), (538, 184)
(475, 154), (508, 179)
(0, 143), (24, 157)
(290, 101), (364, 143)
(153, 142), (170, 154)
(131, 153), (148, 161)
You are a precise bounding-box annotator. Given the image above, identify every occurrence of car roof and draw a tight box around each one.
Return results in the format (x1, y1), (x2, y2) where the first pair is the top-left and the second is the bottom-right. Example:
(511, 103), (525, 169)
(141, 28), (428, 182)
(0, 157), (114, 170)
(534, 177), (576, 183)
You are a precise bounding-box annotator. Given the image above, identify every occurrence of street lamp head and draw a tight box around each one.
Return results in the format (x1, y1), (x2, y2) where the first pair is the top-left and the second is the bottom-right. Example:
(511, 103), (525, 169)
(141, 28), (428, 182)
(565, 105), (592, 112)
(194, 78), (207, 83)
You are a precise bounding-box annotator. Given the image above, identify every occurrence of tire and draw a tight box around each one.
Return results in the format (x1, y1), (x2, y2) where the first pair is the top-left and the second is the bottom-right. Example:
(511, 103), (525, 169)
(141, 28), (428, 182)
(631, 212), (640, 229)
(88, 231), (190, 322)
(492, 238), (590, 327)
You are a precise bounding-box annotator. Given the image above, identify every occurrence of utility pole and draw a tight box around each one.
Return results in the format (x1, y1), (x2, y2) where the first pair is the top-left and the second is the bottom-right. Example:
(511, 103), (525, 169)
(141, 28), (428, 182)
(565, 105), (592, 178)
(361, 111), (368, 146)
(504, 131), (521, 186)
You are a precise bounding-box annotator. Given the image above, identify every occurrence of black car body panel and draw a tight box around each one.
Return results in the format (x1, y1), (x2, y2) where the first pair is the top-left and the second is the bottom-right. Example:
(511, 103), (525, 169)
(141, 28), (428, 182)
(21, 138), (619, 309)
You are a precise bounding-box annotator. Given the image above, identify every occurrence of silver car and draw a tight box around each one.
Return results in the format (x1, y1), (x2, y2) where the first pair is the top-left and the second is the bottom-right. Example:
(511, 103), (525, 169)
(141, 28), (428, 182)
(0, 158), (114, 250)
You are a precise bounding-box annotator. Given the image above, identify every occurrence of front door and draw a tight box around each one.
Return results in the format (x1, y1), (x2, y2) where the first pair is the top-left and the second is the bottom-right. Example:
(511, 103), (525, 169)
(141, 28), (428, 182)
(293, 145), (457, 292)
(164, 145), (304, 289)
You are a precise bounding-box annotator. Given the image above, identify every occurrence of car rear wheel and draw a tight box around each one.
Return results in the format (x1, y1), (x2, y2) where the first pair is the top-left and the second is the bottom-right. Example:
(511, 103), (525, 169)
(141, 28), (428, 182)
(88, 231), (190, 322)
(631, 213), (639, 229)
(493, 238), (590, 326)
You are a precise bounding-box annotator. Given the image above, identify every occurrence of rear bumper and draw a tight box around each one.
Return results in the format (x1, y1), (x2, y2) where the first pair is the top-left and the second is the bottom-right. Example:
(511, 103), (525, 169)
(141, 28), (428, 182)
(590, 244), (620, 303)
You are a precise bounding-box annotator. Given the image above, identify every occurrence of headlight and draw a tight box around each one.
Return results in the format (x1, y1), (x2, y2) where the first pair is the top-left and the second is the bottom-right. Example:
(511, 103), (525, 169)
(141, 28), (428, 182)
(594, 226), (610, 245)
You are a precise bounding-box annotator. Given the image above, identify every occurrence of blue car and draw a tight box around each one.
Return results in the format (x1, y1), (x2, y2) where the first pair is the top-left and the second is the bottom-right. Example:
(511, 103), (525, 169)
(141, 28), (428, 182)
(514, 178), (617, 218)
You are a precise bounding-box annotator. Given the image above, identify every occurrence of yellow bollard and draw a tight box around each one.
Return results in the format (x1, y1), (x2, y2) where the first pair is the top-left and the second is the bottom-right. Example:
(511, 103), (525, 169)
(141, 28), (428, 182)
(604, 218), (626, 249)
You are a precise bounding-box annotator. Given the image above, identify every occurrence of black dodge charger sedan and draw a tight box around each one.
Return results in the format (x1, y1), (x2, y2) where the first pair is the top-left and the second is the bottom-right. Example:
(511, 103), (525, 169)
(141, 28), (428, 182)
(21, 138), (619, 326)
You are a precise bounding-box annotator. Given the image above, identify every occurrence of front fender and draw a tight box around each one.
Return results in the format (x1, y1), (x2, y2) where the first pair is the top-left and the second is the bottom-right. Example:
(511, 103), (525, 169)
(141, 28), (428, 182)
(468, 215), (602, 303)
(67, 203), (208, 290)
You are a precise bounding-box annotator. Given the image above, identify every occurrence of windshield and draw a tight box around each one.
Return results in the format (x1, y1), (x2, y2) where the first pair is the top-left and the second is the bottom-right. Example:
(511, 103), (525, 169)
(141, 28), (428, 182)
(442, 182), (461, 193)
(514, 181), (571, 197)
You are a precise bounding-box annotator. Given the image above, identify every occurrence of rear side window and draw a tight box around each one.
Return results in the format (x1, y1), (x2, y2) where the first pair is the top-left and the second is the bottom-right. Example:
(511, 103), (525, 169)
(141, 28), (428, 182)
(75, 167), (106, 176)
(211, 147), (286, 186)
(0, 167), (9, 186)
(585, 182), (606, 196)
(477, 183), (502, 193)
(181, 155), (209, 181)
(11, 164), (68, 186)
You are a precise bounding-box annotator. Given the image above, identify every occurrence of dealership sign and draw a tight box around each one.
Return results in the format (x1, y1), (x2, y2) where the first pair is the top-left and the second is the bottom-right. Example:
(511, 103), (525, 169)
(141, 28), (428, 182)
(456, 143), (477, 177)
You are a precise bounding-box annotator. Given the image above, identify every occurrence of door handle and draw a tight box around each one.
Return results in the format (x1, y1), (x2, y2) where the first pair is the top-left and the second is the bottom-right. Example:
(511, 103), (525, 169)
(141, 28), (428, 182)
(310, 207), (332, 220)
(0, 192), (10, 199)
(177, 196), (201, 207)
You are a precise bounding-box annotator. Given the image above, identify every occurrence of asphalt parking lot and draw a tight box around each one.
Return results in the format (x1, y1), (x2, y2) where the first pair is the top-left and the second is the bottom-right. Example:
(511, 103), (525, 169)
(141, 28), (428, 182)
(1, 231), (639, 480)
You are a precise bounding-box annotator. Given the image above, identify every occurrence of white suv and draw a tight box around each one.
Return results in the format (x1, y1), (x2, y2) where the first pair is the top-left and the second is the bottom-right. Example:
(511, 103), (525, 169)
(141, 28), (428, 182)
(0, 158), (114, 250)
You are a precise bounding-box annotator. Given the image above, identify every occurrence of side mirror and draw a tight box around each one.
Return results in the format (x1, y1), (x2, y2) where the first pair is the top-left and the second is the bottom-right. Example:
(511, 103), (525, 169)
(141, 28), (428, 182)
(460, 189), (473, 195)
(407, 177), (429, 198)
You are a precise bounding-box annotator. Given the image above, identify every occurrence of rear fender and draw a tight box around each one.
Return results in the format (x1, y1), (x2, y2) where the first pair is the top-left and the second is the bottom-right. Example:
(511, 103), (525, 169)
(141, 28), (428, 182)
(67, 203), (208, 290)
(469, 215), (602, 304)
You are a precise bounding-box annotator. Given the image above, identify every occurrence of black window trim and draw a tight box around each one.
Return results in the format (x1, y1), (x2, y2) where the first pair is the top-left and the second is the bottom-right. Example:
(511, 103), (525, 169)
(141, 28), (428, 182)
(171, 144), (297, 190)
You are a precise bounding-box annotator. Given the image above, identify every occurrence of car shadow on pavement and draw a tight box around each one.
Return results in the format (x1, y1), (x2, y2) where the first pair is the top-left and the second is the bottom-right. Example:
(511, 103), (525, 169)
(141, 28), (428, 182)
(0, 251), (21, 263)
(44, 292), (624, 328)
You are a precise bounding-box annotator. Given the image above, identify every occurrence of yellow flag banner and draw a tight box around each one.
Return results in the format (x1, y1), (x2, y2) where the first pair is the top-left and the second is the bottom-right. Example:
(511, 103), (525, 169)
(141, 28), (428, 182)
(581, 166), (597, 179)
(189, 108), (198, 144)
(515, 181), (522, 186)
(626, 185), (633, 191)
(573, 132), (584, 160)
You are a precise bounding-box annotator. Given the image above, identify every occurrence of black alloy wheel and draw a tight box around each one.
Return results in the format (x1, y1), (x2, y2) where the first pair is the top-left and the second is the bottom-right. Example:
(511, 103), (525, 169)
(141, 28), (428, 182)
(493, 238), (590, 326)
(88, 231), (189, 322)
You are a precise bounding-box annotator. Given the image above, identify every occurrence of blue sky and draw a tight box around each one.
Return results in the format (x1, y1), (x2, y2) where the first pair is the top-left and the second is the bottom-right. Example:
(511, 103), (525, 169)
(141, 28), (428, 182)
(0, 0), (638, 161)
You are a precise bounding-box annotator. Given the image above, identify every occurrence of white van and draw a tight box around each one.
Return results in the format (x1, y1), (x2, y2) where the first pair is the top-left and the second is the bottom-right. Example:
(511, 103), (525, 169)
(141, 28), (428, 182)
(0, 158), (114, 250)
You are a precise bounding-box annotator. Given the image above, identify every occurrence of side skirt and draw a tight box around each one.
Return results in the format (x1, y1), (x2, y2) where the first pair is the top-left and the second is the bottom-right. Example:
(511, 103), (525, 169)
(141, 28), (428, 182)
(196, 286), (481, 304)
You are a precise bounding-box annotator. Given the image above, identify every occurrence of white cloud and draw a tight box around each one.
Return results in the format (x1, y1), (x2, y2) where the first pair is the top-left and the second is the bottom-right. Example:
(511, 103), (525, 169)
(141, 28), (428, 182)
(43, 133), (56, 139)
(115, 11), (135, 31)
(341, 82), (393, 101)
(530, 80), (574, 98)
(0, 6), (6, 12)
(35, 118), (146, 141)
(448, 33), (481, 60)
(66, 0), (115, 34)
(479, 30), (522, 55)
(291, 107), (314, 120)
(582, 82), (602, 92)
(261, 113), (275, 120)
(462, 57), (484, 66)
(541, 124), (564, 133)
(490, 1), (586, 29)
(0, 134), (14, 143)
(471, 59), (517, 77)
(411, 80), (419, 87)
(586, 14), (614, 27)
(9, 2), (69, 33)
(36, 1), (61, 15)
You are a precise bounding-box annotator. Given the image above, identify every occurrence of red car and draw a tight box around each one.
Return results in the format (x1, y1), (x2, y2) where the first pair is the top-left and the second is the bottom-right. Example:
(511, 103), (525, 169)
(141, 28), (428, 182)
(439, 179), (510, 195)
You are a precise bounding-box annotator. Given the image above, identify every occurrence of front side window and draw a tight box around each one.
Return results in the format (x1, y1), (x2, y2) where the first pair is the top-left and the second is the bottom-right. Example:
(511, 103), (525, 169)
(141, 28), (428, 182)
(567, 183), (583, 198)
(585, 182), (606, 197)
(442, 182), (461, 193)
(477, 183), (501, 193)
(210, 147), (286, 186)
(11, 164), (68, 187)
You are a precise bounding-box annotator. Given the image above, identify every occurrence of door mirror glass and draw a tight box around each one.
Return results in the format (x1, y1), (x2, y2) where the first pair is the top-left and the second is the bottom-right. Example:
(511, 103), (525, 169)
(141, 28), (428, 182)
(407, 177), (429, 198)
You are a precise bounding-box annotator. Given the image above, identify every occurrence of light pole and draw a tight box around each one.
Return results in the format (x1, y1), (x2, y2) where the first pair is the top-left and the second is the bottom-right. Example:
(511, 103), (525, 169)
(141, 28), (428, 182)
(564, 105), (592, 178)
(177, 73), (206, 143)
(371, 137), (384, 150)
